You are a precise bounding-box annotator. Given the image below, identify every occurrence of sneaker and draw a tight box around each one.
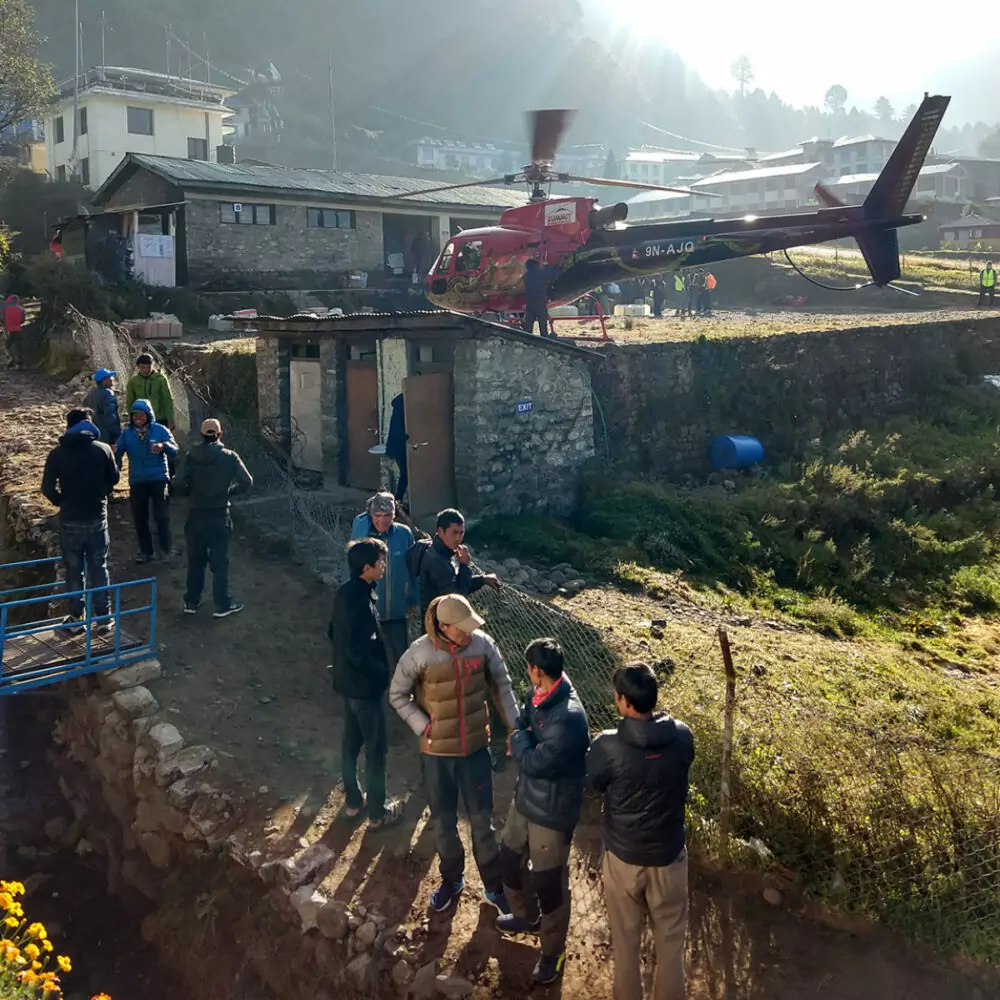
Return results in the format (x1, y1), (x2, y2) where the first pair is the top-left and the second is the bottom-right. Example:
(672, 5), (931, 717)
(484, 888), (511, 916)
(94, 617), (115, 636)
(429, 878), (464, 913)
(213, 602), (244, 619)
(183, 602), (199, 616)
(532, 953), (565, 985)
(368, 800), (405, 831)
(59, 615), (85, 638)
(135, 553), (153, 565)
(344, 797), (366, 821)
(496, 913), (541, 935)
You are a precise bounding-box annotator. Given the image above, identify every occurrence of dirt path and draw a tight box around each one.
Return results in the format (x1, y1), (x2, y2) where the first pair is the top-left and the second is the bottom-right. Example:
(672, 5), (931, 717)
(0, 368), (992, 1000)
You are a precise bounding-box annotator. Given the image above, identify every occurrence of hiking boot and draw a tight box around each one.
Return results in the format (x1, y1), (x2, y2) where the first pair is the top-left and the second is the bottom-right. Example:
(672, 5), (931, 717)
(59, 615), (85, 638)
(213, 602), (244, 619)
(429, 878), (464, 913)
(532, 953), (565, 985)
(496, 913), (541, 935)
(484, 888), (511, 916)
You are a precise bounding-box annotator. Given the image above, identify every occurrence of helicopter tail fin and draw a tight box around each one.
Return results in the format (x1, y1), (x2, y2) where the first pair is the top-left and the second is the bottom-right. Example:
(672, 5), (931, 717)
(851, 94), (951, 286)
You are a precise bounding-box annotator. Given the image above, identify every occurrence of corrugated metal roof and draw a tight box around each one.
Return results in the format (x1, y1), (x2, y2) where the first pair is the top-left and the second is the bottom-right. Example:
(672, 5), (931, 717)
(833, 134), (892, 148)
(693, 162), (823, 186)
(116, 154), (529, 210)
(938, 214), (999, 229)
(758, 147), (804, 162)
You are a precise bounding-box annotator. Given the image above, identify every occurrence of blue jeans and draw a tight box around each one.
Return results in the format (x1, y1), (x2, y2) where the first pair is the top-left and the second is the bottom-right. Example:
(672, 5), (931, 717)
(342, 697), (388, 819)
(60, 519), (110, 618)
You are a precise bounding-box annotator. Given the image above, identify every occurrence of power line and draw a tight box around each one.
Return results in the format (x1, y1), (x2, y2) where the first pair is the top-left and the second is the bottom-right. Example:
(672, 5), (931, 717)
(635, 118), (746, 153)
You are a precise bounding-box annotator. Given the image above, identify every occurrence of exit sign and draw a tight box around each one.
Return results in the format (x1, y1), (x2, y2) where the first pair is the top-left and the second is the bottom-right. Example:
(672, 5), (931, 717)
(516, 399), (533, 414)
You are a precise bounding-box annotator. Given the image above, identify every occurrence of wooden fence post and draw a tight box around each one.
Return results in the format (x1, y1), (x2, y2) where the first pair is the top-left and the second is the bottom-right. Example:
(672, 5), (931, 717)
(717, 627), (737, 867)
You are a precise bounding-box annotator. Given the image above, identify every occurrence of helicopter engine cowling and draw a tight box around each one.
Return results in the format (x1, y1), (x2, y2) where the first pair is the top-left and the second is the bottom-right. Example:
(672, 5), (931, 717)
(589, 202), (629, 230)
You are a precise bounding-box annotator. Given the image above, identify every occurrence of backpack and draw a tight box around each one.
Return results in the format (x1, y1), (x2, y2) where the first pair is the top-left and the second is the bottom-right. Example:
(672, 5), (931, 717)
(405, 537), (432, 577)
(705, 273), (717, 290)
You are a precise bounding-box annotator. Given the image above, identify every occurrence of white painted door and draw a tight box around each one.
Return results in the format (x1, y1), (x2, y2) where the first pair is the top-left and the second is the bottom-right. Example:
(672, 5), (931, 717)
(289, 359), (323, 472)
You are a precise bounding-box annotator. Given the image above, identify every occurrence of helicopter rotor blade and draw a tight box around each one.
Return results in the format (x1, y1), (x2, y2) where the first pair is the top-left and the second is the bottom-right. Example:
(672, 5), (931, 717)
(564, 174), (722, 198)
(391, 175), (523, 199)
(530, 109), (575, 165)
(814, 182), (845, 208)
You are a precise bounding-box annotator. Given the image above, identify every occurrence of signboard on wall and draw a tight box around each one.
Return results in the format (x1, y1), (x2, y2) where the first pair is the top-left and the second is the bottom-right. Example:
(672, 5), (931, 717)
(138, 234), (174, 259)
(543, 201), (575, 227)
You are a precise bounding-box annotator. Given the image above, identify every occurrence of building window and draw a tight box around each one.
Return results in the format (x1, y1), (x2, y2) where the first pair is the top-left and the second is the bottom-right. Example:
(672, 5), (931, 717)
(80, 158), (90, 186)
(78, 108), (87, 135)
(127, 106), (154, 135)
(306, 208), (356, 229)
(54, 116), (64, 144)
(187, 137), (208, 161)
(56, 165), (66, 182)
(219, 203), (275, 225)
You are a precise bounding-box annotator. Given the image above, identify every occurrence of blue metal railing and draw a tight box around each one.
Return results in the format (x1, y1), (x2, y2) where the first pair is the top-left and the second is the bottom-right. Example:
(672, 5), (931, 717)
(0, 557), (157, 695)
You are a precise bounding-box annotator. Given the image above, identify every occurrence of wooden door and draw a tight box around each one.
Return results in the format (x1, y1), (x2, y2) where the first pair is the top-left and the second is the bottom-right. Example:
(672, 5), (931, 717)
(289, 359), (322, 472)
(345, 360), (381, 489)
(403, 372), (455, 518)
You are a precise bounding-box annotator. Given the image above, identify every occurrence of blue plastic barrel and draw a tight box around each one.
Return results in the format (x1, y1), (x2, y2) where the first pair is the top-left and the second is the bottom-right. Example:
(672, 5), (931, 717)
(708, 435), (764, 470)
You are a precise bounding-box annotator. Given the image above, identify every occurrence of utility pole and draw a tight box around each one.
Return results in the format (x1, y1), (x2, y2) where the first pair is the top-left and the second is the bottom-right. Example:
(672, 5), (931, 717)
(165, 26), (171, 79)
(72, 0), (80, 171)
(101, 10), (106, 69)
(328, 51), (338, 172)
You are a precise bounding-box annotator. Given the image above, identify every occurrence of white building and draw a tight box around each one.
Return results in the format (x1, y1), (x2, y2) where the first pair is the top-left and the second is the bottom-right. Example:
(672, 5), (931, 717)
(415, 138), (510, 174)
(45, 66), (234, 190)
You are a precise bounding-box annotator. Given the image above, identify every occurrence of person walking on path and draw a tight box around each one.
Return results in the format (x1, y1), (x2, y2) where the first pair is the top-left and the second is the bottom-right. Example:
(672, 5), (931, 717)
(329, 538), (406, 830)
(978, 260), (997, 307)
(588, 662), (695, 1000)
(41, 408), (120, 636)
(390, 594), (519, 915)
(497, 638), (591, 985)
(116, 400), (178, 565)
(173, 418), (252, 619)
(351, 491), (417, 667)
(83, 368), (122, 446)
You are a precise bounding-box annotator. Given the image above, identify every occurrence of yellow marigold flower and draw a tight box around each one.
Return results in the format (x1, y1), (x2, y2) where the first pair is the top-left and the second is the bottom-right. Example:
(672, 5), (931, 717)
(24, 943), (40, 960)
(0, 892), (12, 910)
(9, 902), (24, 918)
(92, 994), (112, 1000)
(0, 881), (24, 897)
(32, 960), (42, 971)
(43, 939), (54, 952)
(5, 916), (20, 928)
(57, 955), (72, 973)
(18, 968), (37, 983)
(27, 922), (47, 940)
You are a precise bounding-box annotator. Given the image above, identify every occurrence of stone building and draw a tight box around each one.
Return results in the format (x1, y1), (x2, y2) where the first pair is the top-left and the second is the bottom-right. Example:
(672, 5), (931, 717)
(88, 153), (526, 290)
(251, 311), (597, 520)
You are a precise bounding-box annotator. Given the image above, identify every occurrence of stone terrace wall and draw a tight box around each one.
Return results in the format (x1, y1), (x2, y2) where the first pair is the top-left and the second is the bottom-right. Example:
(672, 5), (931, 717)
(591, 318), (1000, 478)
(454, 335), (595, 517)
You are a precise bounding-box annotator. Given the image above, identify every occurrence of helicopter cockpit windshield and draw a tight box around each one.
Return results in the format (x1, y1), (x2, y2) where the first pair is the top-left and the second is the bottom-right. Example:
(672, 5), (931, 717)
(454, 240), (483, 273)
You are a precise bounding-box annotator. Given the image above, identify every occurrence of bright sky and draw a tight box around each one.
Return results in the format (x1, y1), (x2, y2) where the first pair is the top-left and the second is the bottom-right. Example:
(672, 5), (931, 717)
(592, 0), (990, 111)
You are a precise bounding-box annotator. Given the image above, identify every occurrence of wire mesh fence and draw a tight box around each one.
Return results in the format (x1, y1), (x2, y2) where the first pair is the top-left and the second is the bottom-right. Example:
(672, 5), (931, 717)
(80, 317), (1000, 967)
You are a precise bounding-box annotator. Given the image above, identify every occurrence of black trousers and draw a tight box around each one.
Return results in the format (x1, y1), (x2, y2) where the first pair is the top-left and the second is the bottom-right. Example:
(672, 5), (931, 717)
(343, 696), (388, 819)
(130, 480), (171, 556)
(184, 509), (232, 610)
(523, 300), (551, 337)
(978, 285), (996, 306)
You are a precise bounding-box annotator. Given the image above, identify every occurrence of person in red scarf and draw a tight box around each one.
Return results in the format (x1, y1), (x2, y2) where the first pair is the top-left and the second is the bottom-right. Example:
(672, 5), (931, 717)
(497, 637), (591, 985)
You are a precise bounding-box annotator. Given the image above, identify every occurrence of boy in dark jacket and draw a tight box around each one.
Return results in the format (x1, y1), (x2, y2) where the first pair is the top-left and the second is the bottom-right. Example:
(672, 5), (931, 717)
(498, 638), (590, 985)
(174, 418), (253, 619)
(328, 538), (404, 830)
(588, 662), (695, 1000)
(41, 408), (120, 635)
(116, 399), (178, 564)
(83, 369), (121, 446)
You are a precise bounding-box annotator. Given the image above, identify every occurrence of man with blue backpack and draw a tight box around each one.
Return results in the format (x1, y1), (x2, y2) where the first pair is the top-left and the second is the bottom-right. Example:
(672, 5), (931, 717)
(116, 399), (178, 564)
(350, 491), (418, 667)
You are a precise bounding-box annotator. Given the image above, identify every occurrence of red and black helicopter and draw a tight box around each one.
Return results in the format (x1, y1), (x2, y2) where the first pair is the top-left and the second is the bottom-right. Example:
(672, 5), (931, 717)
(396, 95), (951, 315)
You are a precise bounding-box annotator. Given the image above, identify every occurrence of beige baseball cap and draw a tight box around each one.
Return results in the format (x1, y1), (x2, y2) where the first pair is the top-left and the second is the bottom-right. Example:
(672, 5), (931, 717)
(435, 594), (485, 634)
(201, 418), (223, 436)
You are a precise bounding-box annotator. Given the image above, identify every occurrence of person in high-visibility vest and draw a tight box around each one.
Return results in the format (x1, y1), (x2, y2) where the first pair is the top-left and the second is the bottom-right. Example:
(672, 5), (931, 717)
(673, 272), (687, 317)
(978, 260), (997, 307)
(701, 271), (717, 316)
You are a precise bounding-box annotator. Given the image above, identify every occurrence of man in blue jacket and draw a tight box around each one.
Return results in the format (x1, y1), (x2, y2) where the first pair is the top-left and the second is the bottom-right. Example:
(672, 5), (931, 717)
(83, 368), (121, 446)
(350, 491), (417, 667)
(497, 637), (591, 985)
(116, 399), (178, 564)
(522, 258), (560, 337)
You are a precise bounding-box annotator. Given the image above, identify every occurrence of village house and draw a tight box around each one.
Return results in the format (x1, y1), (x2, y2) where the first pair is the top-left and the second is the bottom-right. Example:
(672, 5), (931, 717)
(250, 311), (597, 521)
(87, 153), (527, 289)
(44, 66), (235, 190)
(938, 213), (1000, 250)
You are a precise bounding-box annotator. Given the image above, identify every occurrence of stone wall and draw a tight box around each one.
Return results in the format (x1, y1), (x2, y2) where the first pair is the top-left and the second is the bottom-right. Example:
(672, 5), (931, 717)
(255, 336), (290, 447)
(591, 318), (1000, 478)
(185, 198), (384, 290)
(454, 335), (595, 517)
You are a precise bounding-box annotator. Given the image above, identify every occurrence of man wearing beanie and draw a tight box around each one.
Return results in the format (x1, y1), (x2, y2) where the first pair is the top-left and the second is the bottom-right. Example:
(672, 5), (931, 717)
(350, 491), (417, 667)
(173, 418), (253, 619)
(83, 368), (121, 446)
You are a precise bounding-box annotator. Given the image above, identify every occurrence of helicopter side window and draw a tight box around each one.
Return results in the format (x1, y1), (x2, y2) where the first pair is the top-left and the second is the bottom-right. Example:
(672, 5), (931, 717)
(454, 240), (483, 273)
(435, 242), (455, 274)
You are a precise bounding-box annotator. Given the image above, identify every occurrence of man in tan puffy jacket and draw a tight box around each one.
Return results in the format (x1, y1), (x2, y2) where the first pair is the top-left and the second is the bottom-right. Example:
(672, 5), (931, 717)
(390, 594), (519, 914)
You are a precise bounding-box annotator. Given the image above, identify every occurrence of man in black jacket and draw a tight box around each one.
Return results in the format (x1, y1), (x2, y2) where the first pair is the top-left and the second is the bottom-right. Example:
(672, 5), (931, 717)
(328, 538), (404, 830)
(497, 638), (590, 985)
(588, 662), (695, 1000)
(174, 418), (253, 620)
(41, 408), (120, 636)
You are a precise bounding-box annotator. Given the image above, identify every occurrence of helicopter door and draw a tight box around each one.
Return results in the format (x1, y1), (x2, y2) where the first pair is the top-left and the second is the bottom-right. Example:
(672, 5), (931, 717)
(430, 241), (456, 295)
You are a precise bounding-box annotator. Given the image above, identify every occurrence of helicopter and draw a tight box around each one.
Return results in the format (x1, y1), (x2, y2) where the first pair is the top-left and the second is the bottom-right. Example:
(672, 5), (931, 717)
(395, 95), (951, 316)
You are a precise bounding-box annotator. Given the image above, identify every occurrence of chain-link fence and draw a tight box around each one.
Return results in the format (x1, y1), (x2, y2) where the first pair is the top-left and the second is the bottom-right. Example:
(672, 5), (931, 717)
(83, 317), (1000, 968)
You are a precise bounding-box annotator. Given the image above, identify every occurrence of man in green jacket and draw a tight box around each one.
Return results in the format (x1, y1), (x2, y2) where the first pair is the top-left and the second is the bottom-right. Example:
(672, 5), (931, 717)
(126, 353), (176, 484)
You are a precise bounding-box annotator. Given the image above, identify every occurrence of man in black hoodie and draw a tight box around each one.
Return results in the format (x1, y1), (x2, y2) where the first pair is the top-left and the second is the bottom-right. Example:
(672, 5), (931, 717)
(328, 538), (404, 829)
(173, 418), (252, 619)
(41, 408), (120, 635)
(587, 662), (695, 1000)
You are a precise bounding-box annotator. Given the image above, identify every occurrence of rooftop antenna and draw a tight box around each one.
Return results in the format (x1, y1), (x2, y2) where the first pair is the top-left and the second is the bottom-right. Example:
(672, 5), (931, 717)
(72, 0), (80, 171)
(187, 33), (192, 81)
(101, 10), (106, 70)
(204, 33), (210, 86)
(165, 26), (171, 80)
(328, 51), (338, 172)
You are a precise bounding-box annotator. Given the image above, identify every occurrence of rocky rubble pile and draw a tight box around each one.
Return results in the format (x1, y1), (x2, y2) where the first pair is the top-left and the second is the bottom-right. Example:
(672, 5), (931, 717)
(475, 551), (588, 599)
